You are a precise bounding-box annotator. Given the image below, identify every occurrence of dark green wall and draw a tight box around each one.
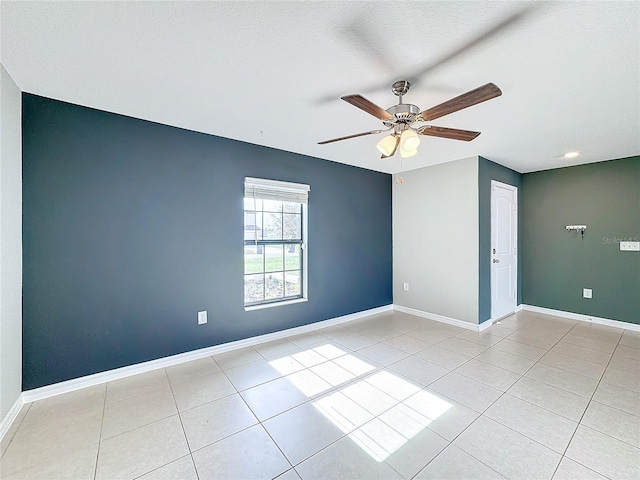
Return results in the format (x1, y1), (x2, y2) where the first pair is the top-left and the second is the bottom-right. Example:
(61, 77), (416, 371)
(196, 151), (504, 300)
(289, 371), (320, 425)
(521, 156), (640, 324)
(22, 94), (393, 389)
(478, 157), (522, 323)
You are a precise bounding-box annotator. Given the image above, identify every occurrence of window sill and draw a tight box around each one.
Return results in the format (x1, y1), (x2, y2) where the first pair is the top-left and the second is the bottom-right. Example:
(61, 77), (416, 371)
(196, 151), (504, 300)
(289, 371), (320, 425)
(244, 298), (308, 312)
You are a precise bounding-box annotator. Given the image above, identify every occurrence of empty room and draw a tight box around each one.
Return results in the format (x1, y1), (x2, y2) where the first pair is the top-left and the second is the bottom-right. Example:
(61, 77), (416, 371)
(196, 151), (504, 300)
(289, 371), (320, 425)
(1, 1), (639, 479)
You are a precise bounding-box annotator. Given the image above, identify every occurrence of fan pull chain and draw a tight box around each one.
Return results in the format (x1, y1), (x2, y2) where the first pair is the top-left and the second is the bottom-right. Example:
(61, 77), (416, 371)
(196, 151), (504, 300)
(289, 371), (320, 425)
(396, 158), (405, 184)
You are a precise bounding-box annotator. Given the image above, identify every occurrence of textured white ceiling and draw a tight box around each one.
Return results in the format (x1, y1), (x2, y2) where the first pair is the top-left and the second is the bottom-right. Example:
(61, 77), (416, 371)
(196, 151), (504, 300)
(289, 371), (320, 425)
(2, 1), (638, 174)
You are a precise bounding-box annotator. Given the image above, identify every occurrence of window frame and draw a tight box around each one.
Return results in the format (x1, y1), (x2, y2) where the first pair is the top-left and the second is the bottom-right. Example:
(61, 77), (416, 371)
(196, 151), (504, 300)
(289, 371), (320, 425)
(243, 178), (309, 310)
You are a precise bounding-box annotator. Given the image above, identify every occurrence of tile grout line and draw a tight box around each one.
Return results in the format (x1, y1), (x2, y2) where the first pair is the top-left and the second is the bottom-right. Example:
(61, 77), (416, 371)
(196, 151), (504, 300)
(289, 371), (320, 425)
(386, 319), (536, 479)
(133, 345), (409, 478)
(256, 421), (295, 477)
(206, 316), (632, 473)
(549, 323), (624, 479)
(164, 365), (202, 480)
(0, 318), (497, 479)
(141, 319), (631, 478)
(184, 354), (249, 461)
(181, 352), (322, 475)
(2, 394), (104, 478)
(248, 371), (352, 474)
(0, 402), (32, 462)
(9, 313), (636, 480)
(494, 323), (605, 398)
(250, 331), (449, 478)
(232, 376), (296, 476)
(568, 421), (640, 451)
(409, 446), (506, 480)
(92, 384), (108, 480)
(412, 312), (575, 479)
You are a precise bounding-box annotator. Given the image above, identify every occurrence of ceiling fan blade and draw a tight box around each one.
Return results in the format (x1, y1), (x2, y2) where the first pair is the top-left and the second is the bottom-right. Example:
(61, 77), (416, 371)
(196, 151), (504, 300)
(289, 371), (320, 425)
(404, 7), (535, 86)
(418, 126), (481, 142)
(419, 83), (502, 121)
(340, 22), (399, 75)
(381, 136), (401, 158)
(318, 129), (386, 145)
(341, 95), (394, 121)
(312, 5), (536, 102)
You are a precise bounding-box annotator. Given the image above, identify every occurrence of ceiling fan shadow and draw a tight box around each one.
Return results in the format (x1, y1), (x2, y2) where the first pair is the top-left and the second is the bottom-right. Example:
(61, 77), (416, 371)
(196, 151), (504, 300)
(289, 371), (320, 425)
(314, 3), (540, 104)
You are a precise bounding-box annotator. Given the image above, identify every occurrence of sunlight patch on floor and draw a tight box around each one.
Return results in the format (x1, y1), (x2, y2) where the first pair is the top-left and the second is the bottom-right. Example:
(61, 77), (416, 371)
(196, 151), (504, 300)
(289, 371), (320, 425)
(269, 344), (452, 462)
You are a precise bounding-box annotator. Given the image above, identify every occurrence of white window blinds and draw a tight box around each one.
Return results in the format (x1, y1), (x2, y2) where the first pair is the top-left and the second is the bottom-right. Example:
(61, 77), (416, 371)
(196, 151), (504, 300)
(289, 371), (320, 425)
(244, 177), (310, 204)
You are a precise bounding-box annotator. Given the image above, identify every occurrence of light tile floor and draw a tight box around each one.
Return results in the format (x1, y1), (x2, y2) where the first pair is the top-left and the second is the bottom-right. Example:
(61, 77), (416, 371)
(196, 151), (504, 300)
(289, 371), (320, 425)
(2, 310), (639, 479)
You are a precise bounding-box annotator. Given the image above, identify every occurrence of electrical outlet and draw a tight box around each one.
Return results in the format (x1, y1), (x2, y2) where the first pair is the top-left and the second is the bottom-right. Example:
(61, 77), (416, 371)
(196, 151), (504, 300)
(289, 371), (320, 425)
(620, 241), (640, 251)
(403, 282), (409, 291)
(583, 289), (592, 299)
(198, 311), (207, 325)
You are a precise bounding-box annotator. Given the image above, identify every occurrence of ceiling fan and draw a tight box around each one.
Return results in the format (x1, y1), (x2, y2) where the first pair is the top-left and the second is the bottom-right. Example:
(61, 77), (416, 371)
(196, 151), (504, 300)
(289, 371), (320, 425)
(318, 81), (502, 158)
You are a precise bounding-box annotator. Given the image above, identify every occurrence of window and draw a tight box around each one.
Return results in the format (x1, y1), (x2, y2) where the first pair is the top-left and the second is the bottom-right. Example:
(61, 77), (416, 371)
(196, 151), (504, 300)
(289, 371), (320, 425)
(244, 177), (309, 308)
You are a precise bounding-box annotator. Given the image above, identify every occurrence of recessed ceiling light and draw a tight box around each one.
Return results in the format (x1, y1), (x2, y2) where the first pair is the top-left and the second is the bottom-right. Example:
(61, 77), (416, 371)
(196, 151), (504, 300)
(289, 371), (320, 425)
(564, 151), (580, 158)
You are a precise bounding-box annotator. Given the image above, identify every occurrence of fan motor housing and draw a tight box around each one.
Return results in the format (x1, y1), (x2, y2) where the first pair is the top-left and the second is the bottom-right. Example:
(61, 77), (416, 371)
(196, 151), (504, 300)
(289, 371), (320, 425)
(384, 104), (420, 127)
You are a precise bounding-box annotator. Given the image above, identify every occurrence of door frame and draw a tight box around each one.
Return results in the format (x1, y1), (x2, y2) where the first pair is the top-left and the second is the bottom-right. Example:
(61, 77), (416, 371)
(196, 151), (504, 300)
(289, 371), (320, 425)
(490, 180), (518, 322)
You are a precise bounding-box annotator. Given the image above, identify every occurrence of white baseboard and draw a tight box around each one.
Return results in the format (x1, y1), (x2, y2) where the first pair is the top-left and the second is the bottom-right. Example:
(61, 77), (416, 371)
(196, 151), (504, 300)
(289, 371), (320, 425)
(521, 304), (640, 332)
(478, 319), (493, 331)
(20, 304), (393, 404)
(393, 305), (490, 332)
(0, 395), (25, 442)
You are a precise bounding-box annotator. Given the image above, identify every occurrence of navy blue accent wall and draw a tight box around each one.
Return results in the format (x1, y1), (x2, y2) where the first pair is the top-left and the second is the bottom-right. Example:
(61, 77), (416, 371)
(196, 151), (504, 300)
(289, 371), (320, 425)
(22, 94), (392, 389)
(478, 157), (522, 323)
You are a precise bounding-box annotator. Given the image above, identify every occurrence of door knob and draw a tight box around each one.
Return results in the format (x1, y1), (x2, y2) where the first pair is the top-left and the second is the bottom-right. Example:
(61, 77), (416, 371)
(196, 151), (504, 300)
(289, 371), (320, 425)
(493, 259), (500, 263)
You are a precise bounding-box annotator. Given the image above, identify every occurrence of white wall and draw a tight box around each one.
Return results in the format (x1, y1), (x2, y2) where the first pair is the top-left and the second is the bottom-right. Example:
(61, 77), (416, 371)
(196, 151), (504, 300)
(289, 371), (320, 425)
(393, 156), (479, 324)
(0, 64), (23, 422)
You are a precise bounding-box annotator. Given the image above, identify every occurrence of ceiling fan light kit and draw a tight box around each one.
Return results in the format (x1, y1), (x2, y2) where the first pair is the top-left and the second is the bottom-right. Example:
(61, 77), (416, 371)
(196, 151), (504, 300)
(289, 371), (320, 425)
(400, 129), (420, 151)
(376, 135), (399, 157)
(319, 81), (502, 159)
(400, 147), (417, 158)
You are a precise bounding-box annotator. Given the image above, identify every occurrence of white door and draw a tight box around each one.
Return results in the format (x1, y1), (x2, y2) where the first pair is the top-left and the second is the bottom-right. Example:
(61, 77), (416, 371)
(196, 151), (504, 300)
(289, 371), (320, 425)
(491, 181), (518, 321)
